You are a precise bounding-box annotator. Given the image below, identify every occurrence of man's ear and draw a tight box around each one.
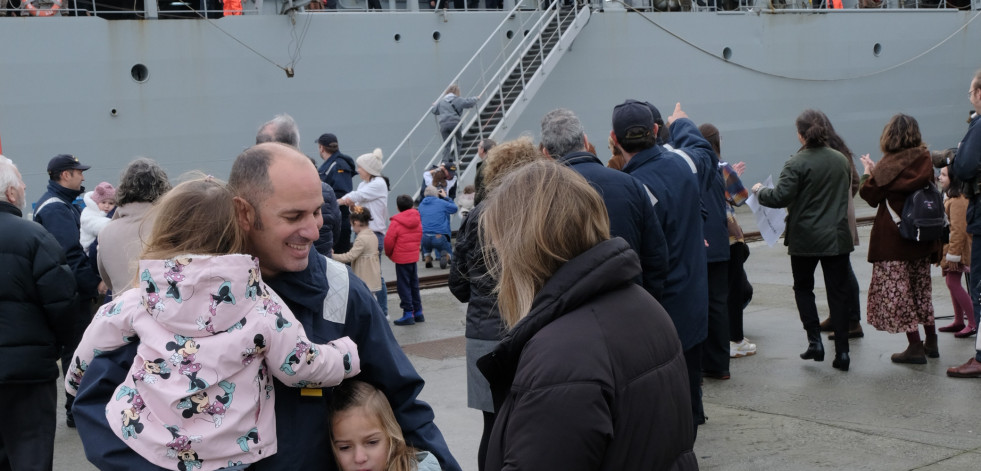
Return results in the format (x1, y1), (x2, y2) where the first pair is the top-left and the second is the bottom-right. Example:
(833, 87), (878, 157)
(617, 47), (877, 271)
(233, 196), (255, 232)
(583, 133), (591, 151)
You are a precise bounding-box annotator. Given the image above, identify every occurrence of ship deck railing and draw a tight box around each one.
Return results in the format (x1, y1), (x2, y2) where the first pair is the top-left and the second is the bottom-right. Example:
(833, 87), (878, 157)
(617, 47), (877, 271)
(2, 0), (977, 19)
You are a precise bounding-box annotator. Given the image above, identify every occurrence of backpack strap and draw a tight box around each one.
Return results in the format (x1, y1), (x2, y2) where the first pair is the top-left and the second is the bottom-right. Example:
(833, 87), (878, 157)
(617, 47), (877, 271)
(885, 198), (902, 226)
(322, 256), (350, 325)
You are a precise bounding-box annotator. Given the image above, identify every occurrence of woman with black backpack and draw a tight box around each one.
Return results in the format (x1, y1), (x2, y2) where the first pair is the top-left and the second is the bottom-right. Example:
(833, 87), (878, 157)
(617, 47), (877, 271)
(859, 113), (944, 365)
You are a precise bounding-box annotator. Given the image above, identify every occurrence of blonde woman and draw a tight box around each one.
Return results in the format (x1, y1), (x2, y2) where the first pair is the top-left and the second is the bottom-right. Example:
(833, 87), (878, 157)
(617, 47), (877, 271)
(447, 137), (544, 471)
(476, 160), (696, 470)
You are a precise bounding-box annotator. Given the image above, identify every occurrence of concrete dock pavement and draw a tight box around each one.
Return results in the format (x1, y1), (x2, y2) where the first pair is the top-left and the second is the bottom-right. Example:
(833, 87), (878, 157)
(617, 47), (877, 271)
(53, 223), (981, 470)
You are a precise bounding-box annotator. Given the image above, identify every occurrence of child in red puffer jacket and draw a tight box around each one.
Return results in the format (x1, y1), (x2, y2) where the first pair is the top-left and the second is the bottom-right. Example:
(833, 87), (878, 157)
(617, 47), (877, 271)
(385, 195), (424, 326)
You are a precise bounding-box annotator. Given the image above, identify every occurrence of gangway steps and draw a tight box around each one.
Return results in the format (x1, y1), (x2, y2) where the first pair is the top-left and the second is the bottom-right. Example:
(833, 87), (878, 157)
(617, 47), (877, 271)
(453, 6), (580, 172)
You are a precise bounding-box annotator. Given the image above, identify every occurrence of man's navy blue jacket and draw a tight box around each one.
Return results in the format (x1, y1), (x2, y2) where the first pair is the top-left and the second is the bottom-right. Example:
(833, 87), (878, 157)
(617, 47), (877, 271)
(33, 180), (99, 299)
(952, 116), (981, 233)
(557, 151), (668, 300)
(73, 250), (461, 471)
(315, 182), (342, 256)
(703, 165), (731, 264)
(622, 118), (714, 351)
(319, 151), (356, 198)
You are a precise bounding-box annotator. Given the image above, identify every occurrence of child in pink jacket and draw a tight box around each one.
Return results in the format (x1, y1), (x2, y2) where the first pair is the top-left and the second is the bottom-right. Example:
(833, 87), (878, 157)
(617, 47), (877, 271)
(384, 195), (424, 326)
(65, 178), (361, 471)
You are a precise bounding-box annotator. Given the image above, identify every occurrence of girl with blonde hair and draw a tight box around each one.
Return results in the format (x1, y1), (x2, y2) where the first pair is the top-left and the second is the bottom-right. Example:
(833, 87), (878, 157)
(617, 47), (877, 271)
(66, 176), (361, 471)
(329, 380), (441, 471)
(332, 206), (383, 302)
(476, 160), (696, 470)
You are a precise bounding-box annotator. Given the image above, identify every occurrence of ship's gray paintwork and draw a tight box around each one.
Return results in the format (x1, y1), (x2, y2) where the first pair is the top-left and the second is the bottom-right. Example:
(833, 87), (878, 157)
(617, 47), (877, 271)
(1, 8), (979, 209)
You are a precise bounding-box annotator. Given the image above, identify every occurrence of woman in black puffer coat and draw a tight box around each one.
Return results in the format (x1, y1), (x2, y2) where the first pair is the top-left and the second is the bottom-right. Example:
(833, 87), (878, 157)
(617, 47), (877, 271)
(476, 160), (697, 471)
(448, 137), (544, 471)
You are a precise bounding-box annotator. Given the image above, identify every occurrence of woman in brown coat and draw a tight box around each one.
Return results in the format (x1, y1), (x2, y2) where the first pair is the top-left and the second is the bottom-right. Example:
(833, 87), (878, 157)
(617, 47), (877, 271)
(859, 114), (943, 364)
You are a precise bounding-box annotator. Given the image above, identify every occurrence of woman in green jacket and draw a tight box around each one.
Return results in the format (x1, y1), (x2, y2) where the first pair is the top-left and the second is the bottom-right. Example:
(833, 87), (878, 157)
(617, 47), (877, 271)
(752, 109), (855, 371)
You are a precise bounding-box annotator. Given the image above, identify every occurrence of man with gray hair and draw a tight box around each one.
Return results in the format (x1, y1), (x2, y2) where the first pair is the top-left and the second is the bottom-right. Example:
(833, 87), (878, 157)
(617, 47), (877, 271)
(0, 155), (76, 471)
(539, 108), (668, 299)
(255, 113), (301, 147)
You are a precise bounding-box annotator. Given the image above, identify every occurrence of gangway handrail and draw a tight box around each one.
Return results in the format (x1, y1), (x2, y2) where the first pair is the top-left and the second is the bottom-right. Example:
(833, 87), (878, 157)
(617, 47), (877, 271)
(385, 0), (574, 199)
(383, 0), (535, 172)
(454, 0), (587, 185)
(436, 0), (562, 158)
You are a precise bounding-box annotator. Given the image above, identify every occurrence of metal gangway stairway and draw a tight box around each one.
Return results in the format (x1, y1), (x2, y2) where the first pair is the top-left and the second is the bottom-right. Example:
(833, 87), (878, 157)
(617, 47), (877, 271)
(383, 0), (590, 200)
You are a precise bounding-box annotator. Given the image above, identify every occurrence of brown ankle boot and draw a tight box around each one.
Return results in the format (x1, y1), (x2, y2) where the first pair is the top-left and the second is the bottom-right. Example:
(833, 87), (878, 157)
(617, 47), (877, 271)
(924, 334), (939, 358)
(891, 341), (927, 364)
(819, 317), (833, 332)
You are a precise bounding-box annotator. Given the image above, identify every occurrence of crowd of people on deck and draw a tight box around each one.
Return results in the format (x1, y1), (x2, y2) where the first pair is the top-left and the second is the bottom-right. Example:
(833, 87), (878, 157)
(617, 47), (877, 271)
(2, 69), (981, 471)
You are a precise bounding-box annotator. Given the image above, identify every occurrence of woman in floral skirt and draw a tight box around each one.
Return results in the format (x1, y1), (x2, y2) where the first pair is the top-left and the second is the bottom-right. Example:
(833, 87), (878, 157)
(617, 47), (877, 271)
(859, 114), (943, 364)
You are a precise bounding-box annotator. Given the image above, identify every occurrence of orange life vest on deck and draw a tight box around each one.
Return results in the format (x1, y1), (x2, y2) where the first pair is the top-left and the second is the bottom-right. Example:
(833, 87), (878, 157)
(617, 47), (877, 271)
(223, 0), (242, 15)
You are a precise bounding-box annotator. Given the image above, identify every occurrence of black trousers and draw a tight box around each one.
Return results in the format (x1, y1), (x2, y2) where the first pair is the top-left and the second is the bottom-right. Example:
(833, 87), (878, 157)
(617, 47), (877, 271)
(394, 263), (422, 313)
(0, 382), (56, 471)
(790, 254), (851, 353)
(845, 259), (861, 323)
(334, 205), (352, 255)
(702, 261), (730, 375)
(727, 242), (752, 341)
(683, 343), (704, 437)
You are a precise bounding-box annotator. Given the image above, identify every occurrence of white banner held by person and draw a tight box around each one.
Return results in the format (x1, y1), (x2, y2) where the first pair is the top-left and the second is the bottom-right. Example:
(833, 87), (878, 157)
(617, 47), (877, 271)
(745, 175), (786, 247)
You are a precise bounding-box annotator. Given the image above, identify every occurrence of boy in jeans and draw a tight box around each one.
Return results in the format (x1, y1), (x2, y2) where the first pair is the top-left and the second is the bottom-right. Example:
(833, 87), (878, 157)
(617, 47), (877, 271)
(385, 195), (424, 326)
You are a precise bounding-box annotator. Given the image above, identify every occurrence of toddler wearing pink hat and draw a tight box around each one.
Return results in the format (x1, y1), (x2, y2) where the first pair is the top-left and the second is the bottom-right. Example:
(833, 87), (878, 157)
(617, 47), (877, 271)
(80, 181), (116, 250)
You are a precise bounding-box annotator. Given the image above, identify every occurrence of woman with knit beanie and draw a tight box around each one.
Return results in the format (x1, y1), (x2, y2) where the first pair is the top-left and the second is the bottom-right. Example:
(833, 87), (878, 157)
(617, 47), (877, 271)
(338, 148), (390, 318)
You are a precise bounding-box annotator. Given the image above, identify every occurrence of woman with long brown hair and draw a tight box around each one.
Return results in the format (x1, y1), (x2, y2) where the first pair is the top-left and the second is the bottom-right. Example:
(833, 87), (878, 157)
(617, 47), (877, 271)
(859, 114), (942, 364)
(753, 109), (855, 371)
(476, 160), (696, 470)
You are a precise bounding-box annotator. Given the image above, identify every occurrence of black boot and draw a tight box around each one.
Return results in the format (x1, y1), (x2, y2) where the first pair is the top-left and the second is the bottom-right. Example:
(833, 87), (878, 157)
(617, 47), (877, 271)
(800, 328), (825, 361)
(832, 352), (850, 371)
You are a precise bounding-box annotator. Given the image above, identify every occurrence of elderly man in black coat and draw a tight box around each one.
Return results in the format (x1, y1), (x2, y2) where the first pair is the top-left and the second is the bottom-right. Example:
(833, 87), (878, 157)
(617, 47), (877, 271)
(0, 156), (77, 471)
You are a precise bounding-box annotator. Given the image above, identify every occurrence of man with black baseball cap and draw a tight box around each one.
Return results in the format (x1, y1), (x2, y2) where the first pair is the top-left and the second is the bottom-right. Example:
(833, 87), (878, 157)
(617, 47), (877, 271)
(317, 133), (357, 254)
(33, 153), (100, 428)
(611, 100), (718, 438)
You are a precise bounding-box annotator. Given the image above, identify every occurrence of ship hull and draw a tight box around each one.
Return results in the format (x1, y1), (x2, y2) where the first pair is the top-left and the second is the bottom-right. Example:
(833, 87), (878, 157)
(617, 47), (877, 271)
(2, 8), (979, 200)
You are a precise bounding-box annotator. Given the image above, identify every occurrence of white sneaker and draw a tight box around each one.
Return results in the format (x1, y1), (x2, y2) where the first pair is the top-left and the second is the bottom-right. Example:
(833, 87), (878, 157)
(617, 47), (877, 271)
(730, 339), (757, 358)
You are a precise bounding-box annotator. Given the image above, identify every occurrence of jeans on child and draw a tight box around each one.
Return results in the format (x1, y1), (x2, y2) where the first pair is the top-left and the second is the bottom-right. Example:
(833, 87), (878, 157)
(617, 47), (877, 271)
(422, 233), (453, 259)
(395, 262), (423, 313)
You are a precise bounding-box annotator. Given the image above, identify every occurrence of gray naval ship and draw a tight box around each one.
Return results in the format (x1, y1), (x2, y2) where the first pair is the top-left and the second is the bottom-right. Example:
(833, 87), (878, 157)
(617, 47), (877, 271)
(1, 0), (980, 208)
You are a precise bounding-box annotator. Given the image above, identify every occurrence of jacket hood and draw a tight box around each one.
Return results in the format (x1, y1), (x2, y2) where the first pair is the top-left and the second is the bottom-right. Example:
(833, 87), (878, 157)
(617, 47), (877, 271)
(137, 254), (269, 337)
(391, 208), (421, 230)
(112, 201), (154, 221)
(82, 191), (97, 209)
(480, 238), (641, 383)
(330, 151), (356, 170)
(443, 93), (458, 102)
(871, 146), (930, 186)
